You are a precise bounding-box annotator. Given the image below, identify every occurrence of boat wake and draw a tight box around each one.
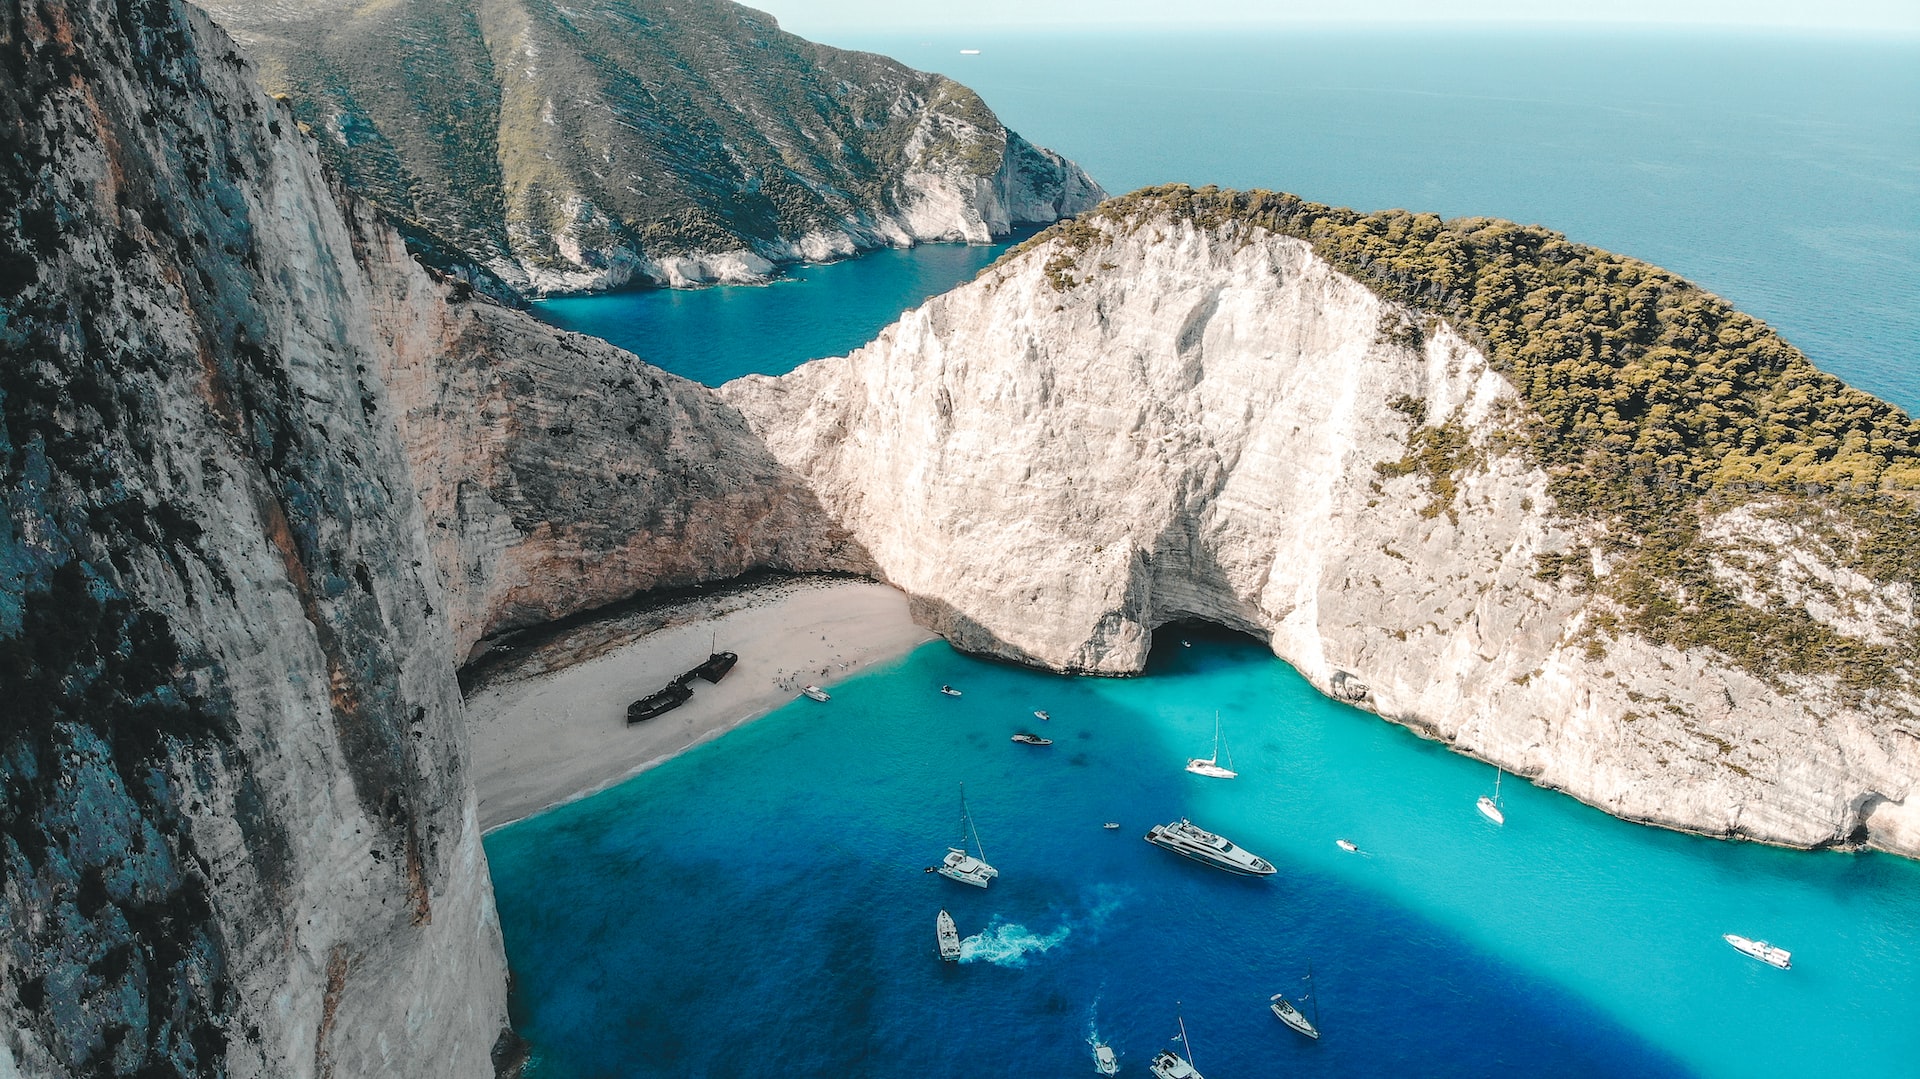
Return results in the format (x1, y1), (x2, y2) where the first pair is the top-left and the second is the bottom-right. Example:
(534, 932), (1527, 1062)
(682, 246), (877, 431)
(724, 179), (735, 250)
(959, 888), (1126, 967)
(959, 917), (1070, 966)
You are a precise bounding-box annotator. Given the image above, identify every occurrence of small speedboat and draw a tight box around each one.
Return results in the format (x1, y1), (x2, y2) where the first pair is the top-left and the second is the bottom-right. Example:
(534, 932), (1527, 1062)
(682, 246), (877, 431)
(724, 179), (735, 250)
(801, 685), (830, 702)
(1093, 1041), (1119, 1075)
(1011, 732), (1052, 746)
(1034, 710), (1051, 721)
(936, 909), (961, 962)
(940, 685), (962, 697)
(1103, 822), (1121, 830)
(1724, 933), (1791, 969)
(1336, 839), (1359, 854)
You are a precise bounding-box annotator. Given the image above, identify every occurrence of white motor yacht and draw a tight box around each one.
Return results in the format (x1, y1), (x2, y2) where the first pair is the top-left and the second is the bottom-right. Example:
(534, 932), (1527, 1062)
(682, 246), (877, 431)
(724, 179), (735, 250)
(1092, 1041), (1118, 1075)
(1144, 819), (1275, 876)
(1724, 933), (1791, 969)
(801, 685), (830, 702)
(936, 909), (961, 961)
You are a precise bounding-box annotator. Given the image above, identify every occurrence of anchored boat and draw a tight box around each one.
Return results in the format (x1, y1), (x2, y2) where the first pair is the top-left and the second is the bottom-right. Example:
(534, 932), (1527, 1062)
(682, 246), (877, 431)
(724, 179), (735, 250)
(935, 783), (998, 888)
(1144, 819), (1275, 876)
(1011, 732), (1053, 746)
(1149, 1005), (1204, 1079)
(801, 684), (830, 702)
(1477, 765), (1506, 825)
(1724, 933), (1791, 969)
(1184, 712), (1237, 779)
(1270, 961), (1321, 1039)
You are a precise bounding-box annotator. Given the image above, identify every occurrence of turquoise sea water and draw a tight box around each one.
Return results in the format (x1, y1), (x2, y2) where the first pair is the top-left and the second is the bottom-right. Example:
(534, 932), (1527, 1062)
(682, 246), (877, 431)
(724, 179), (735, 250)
(486, 633), (1920, 1077)
(535, 29), (1920, 411)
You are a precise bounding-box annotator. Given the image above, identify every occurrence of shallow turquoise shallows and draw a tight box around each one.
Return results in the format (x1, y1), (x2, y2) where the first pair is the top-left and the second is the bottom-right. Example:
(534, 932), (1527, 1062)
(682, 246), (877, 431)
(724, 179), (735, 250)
(485, 632), (1920, 1078)
(530, 229), (1036, 387)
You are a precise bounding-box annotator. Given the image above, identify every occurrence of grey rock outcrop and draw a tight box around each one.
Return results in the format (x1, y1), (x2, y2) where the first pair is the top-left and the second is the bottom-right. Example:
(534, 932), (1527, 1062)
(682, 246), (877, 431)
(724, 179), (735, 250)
(724, 208), (1920, 858)
(0, 1), (515, 1074)
(193, 0), (1106, 294)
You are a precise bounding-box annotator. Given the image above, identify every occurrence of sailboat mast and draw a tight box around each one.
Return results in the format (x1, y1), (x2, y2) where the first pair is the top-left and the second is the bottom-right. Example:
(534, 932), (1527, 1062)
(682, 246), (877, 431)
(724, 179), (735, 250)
(1177, 1006), (1194, 1067)
(960, 782), (987, 863)
(1307, 959), (1319, 1027)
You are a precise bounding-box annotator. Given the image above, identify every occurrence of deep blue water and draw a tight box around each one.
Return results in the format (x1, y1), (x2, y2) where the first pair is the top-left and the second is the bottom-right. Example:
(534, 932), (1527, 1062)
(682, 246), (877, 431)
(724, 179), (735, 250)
(487, 632), (1920, 1077)
(536, 29), (1920, 411)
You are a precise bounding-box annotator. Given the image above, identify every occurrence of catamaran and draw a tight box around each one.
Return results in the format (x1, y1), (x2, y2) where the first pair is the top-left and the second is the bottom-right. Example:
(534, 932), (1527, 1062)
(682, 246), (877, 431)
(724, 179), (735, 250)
(1185, 712), (1237, 779)
(1144, 819), (1275, 876)
(1149, 1006), (1204, 1079)
(936, 783), (998, 888)
(1270, 961), (1321, 1039)
(1724, 933), (1791, 969)
(1477, 765), (1506, 825)
(936, 909), (961, 962)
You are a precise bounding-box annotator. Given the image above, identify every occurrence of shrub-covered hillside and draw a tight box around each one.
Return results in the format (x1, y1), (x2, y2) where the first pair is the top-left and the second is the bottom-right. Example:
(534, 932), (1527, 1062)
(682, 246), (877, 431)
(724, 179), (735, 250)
(1016, 185), (1920, 686)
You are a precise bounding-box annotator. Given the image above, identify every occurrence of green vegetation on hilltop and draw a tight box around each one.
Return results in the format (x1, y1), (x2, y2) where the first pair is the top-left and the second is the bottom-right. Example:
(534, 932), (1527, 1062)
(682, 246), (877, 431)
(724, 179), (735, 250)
(1013, 185), (1920, 685)
(202, 0), (1083, 288)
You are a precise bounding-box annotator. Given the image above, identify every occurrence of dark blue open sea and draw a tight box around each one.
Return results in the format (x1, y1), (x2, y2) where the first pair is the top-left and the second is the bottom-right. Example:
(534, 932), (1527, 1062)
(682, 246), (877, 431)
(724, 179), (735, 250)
(498, 28), (1920, 1077)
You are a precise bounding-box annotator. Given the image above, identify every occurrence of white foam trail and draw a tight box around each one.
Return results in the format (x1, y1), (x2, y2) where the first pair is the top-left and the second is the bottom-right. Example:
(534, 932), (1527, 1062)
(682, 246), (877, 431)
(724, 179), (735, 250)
(959, 917), (1071, 967)
(959, 889), (1130, 968)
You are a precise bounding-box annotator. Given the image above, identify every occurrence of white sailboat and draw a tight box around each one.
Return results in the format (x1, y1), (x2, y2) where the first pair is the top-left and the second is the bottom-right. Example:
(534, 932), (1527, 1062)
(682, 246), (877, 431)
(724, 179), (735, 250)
(1184, 713), (1238, 779)
(1477, 765), (1506, 825)
(1270, 960), (1321, 1039)
(1149, 1005), (1204, 1079)
(936, 909), (961, 961)
(935, 783), (998, 888)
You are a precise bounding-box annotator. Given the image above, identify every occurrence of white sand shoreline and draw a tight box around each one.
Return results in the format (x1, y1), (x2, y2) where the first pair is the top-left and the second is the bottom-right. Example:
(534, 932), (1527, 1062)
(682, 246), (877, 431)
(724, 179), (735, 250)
(466, 578), (936, 832)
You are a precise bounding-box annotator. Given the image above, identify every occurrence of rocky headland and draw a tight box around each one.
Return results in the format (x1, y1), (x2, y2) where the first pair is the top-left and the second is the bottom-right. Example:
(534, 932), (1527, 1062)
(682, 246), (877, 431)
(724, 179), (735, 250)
(724, 188), (1920, 858)
(193, 0), (1106, 294)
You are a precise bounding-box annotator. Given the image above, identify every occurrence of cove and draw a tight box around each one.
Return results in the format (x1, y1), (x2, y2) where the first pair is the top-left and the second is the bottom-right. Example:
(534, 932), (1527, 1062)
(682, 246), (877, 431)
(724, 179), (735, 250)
(484, 630), (1920, 1077)
(529, 229), (1038, 387)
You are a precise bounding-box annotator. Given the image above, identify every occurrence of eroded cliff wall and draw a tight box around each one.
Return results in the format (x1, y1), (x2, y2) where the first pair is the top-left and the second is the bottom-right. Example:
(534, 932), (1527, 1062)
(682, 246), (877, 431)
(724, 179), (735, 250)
(0, 2), (515, 1073)
(725, 203), (1920, 858)
(193, 0), (1106, 294)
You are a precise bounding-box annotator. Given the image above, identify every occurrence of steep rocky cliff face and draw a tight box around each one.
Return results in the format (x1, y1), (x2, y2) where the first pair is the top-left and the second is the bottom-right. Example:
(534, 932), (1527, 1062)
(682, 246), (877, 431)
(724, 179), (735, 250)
(725, 194), (1920, 859)
(0, 1), (523, 1073)
(192, 0), (1105, 294)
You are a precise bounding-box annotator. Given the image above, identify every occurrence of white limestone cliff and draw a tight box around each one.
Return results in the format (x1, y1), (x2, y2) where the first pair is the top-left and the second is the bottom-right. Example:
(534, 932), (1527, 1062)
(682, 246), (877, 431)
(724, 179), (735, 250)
(723, 211), (1920, 858)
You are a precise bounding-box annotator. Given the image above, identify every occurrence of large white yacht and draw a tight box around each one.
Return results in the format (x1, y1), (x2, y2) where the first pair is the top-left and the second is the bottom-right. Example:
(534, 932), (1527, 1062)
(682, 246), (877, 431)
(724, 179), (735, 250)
(1144, 819), (1275, 876)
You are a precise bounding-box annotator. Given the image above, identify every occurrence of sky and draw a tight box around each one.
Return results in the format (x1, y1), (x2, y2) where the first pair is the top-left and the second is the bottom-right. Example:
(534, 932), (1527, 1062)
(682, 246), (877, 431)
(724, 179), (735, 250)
(749, 0), (1920, 34)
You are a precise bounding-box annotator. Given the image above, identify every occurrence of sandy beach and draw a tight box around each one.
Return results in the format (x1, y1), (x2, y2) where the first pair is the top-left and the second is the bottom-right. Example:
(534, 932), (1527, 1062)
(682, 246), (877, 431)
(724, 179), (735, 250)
(466, 577), (936, 831)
